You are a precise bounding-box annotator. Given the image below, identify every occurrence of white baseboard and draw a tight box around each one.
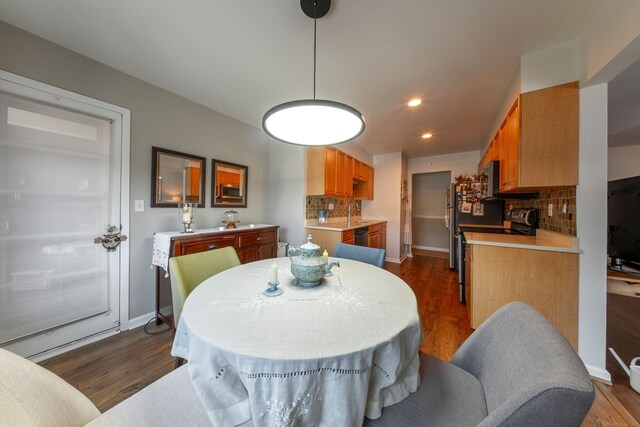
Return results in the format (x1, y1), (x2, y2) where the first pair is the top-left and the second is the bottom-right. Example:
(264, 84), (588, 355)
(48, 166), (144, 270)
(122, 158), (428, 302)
(29, 328), (120, 363)
(585, 364), (611, 382)
(385, 257), (402, 264)
(127, 311), (157, 330)
(412, 245), (449, 252)
(127, 306), (172, 330)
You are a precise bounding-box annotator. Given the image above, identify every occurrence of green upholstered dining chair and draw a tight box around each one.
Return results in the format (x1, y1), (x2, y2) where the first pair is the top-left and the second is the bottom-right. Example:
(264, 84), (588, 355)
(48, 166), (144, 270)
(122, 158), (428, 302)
(169, 246), (241, 330)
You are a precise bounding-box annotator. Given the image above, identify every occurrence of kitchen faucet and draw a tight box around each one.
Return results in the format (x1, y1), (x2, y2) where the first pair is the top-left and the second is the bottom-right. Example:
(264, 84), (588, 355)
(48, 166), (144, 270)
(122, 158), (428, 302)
(347, 201), (360, 226)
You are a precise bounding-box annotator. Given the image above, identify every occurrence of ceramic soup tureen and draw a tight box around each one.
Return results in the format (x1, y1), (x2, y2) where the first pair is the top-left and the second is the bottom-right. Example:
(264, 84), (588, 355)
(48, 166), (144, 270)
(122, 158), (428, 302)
(288, 235), (339, 288)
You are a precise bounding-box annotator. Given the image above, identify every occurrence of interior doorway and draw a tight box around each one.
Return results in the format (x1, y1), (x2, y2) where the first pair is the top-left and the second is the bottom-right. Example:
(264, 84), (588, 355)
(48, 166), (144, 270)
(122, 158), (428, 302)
(411, 171), (451, 256)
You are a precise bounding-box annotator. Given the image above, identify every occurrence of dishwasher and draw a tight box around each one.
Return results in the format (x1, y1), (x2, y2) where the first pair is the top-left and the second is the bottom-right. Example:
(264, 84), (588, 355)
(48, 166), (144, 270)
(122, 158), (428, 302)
(354, 226), (369, 246)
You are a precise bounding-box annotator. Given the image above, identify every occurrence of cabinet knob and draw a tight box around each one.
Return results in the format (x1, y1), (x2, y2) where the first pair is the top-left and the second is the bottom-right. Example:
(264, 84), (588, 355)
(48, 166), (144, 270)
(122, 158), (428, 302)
(256, 237), (262, 241)
(208, 244), (217, 250)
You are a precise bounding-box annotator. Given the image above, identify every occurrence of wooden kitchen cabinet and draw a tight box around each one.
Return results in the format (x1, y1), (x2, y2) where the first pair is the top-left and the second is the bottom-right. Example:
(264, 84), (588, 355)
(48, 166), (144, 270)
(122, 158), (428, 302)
(307, 147), (373, 199)
(353, 159), (367, 181)
(342, 229), (355, 245)
(464, 244), (472, 320)
(466, 243), (578, 349)
(479, 82), (578, 192)
(306, 228), (355, 255)
(500, 100), (520, 191)
(335, 150), (354, 198)
(367, 222), (386, 251)
(354, 164), (374, 200)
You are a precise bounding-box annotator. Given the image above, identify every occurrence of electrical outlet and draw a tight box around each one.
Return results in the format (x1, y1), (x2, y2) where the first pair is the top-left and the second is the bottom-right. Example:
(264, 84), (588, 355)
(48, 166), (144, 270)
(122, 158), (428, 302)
(134, 200), (145, 212)
(328, 203), (334, 210)
(547, 203), (553, 217)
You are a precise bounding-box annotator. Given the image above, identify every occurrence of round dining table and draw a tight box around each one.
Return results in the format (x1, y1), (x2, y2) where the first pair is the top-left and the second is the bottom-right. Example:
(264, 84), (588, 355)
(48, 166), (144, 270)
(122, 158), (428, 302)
(171, 256), (422, 427)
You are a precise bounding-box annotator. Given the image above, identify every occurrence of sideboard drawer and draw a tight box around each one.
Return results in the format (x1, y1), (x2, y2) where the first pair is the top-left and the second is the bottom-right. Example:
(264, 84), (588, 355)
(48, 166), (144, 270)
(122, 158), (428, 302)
(238, 230), (276, 248)
(175, 235), (238, 255)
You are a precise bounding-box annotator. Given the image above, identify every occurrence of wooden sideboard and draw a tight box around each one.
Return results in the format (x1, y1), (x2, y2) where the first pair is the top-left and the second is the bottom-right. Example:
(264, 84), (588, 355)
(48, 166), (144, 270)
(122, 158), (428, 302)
(155, 225), (279, 326)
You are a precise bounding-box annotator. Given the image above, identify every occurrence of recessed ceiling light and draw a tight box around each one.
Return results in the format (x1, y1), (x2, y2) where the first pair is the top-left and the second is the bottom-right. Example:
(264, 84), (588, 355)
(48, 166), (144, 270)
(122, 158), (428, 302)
(408, 98), (422, 107)
(421, 132), (433, 139)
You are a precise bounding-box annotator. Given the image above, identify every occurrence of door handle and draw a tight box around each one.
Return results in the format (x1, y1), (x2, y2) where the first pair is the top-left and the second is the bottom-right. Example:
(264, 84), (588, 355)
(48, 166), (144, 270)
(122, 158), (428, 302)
(94, 224), (127, 252)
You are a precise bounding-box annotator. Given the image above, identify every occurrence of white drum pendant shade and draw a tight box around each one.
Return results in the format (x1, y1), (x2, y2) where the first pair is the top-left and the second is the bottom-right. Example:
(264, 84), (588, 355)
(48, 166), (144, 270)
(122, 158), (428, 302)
(262, 99), (365, 146)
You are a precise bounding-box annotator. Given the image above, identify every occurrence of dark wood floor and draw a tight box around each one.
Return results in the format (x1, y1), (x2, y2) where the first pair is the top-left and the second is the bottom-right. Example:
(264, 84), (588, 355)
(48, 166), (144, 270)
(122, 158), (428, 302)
(39, 254), (639, 425)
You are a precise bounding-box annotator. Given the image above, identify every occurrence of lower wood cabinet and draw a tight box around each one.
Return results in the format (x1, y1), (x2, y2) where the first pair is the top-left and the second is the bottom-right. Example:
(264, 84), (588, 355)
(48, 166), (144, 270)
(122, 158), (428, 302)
(305, 222), (386, 255)
(367, 223), (386, 251)
(466, 244), (578, 349)
(157, 226), (279, 326)
(237, 229), (277, 263)
(305, 228), (355, 255)
(171, 226), (279, 264)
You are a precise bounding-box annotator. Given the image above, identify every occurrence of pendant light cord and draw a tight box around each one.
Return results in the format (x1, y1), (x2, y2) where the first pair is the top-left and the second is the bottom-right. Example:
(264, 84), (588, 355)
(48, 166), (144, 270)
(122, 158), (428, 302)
(313, 1), (317, 100)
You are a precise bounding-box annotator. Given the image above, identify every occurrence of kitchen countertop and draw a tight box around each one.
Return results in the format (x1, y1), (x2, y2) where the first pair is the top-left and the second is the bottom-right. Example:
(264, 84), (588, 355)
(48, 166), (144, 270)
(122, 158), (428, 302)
(464, 229), (579, 253)
(305, 219), (387, 232)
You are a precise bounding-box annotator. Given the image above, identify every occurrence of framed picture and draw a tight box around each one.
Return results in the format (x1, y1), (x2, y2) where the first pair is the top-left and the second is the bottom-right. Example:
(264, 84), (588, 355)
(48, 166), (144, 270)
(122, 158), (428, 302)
(211, 159), (248, 208)
(151, 147), (206, 208)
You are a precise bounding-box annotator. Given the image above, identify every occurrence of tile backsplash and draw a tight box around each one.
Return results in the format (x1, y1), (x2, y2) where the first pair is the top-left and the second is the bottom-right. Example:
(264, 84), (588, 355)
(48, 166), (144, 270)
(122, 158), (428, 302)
(306, 196), (361, 220)
(505, 186), (576, 236)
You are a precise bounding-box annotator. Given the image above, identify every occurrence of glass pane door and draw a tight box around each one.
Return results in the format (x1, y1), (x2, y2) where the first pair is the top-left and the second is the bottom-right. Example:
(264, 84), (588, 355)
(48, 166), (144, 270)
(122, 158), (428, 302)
(0, 89), (119, 356)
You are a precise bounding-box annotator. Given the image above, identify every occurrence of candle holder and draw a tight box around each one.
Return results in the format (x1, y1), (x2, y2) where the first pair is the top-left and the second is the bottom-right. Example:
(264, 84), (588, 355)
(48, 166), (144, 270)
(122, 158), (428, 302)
(263, 281), (283, 297)
(178, 202), (196, 233)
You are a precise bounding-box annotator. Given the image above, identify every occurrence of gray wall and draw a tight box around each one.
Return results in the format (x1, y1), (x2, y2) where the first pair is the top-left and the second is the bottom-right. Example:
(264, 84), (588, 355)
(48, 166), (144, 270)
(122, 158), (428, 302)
(0, 21), (279, 320)
(265, 140), (305, 248)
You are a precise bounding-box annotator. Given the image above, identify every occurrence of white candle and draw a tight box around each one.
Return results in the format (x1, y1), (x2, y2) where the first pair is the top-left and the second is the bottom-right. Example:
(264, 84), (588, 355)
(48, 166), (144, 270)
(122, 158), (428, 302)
(182, 208), (192, 223)
(323, 250), (329, 263)
(269, 263), (278, 283)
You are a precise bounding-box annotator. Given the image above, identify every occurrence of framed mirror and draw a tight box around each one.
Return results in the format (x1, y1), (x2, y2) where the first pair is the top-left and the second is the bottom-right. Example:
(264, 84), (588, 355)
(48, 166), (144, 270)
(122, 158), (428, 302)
(212, 159), (248, 208)
(151, 147), (206, 207)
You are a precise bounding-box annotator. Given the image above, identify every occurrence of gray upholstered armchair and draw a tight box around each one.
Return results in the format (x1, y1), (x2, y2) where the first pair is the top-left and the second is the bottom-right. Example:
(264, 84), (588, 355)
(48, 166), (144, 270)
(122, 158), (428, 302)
(364, 302), (595, 427)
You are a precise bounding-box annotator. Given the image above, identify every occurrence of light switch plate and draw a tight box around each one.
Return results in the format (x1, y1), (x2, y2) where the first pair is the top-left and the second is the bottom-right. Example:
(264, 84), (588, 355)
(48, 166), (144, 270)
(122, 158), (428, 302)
(134, 200), (144, 212)
(547, 203), (553, 217)
(328, 203), (334, 210)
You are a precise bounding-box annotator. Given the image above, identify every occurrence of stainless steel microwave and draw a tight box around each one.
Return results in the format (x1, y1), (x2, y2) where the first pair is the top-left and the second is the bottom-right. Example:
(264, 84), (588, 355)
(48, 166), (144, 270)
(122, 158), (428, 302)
(480, 160), (539, 200)
(220, 185), (241, 198)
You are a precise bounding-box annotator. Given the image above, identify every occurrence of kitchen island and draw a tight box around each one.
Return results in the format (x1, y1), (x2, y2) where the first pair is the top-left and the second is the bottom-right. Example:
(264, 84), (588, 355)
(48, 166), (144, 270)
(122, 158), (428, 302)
(463, 229), (579, 349)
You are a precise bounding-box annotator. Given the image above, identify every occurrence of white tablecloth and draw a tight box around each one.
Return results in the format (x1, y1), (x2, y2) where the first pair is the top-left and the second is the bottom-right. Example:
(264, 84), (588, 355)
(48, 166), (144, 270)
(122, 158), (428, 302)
(171, 257), (422, 427)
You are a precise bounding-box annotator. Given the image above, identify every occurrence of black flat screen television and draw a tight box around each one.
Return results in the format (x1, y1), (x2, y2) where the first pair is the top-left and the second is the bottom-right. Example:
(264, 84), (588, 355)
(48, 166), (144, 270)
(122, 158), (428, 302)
(608, 175), (640, 272)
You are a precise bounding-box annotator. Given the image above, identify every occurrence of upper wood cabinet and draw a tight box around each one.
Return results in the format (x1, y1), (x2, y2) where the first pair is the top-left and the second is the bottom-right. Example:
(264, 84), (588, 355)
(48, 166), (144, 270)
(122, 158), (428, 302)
(479, 82), (579, 192)
(353, 159), (367, 181)
(307, 147), (373, 200)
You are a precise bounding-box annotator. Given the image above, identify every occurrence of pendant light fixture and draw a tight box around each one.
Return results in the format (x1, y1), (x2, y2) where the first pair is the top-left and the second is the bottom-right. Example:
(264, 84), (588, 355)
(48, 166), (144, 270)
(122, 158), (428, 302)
(262, 0), (365, 146)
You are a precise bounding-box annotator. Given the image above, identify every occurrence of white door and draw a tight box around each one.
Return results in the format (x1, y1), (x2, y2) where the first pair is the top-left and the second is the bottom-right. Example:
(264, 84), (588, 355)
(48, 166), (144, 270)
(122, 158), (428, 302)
(0, 71), (130, 359)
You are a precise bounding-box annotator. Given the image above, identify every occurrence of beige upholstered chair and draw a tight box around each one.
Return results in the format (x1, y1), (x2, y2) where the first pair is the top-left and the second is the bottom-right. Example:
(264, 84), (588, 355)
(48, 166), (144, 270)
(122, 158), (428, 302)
(0, 347), (246, 426)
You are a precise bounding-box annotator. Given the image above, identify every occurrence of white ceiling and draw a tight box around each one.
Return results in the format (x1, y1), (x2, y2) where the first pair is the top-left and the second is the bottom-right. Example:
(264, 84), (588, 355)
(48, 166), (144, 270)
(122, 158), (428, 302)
(0, 0), (608, 158)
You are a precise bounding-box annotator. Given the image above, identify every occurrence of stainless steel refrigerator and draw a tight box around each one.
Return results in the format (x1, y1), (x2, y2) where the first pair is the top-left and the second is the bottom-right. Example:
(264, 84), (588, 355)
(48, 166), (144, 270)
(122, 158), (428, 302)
(446, 182), (503, 270)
